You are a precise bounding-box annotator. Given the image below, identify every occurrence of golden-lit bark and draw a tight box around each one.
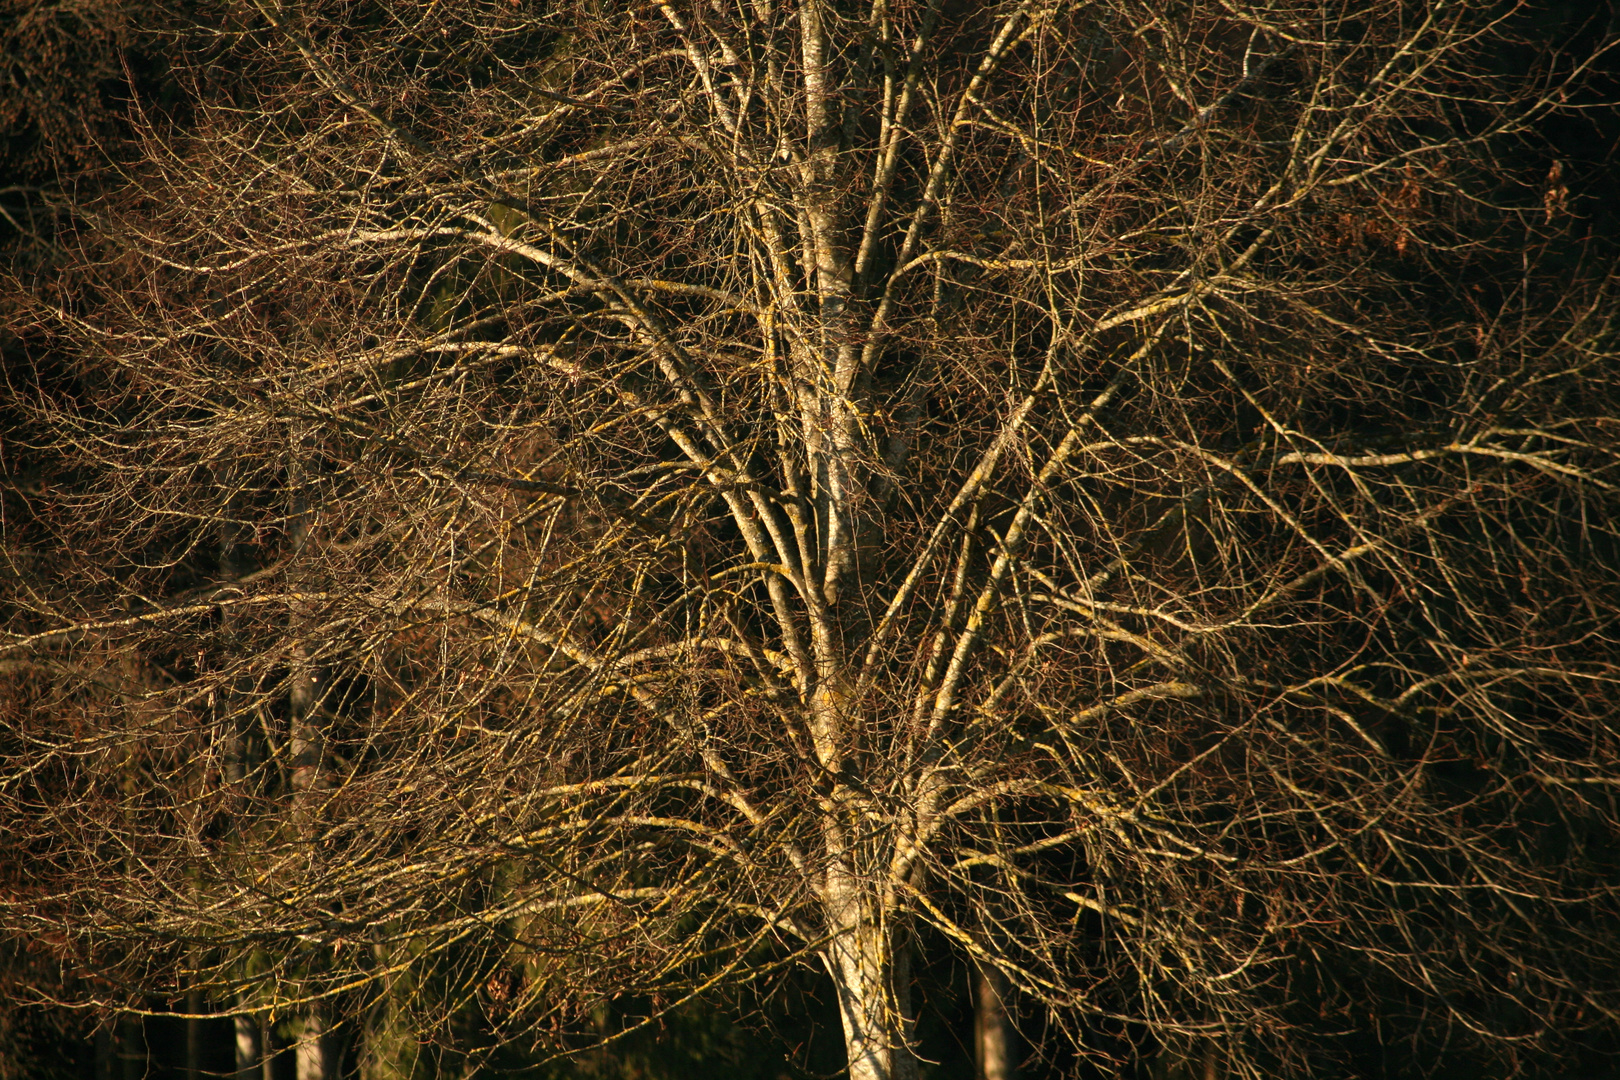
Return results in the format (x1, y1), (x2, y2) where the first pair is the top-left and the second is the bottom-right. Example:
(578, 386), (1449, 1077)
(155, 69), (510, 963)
(4, 0), (1620, 1076)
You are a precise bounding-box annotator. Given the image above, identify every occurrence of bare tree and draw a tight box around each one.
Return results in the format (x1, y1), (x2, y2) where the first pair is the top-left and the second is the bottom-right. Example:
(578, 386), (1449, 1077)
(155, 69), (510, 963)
(5, 0), (1620, 1077)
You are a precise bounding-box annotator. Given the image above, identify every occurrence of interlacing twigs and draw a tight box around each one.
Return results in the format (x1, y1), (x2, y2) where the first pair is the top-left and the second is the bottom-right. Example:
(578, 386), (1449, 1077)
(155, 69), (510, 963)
(4, 0), (1619, 1076)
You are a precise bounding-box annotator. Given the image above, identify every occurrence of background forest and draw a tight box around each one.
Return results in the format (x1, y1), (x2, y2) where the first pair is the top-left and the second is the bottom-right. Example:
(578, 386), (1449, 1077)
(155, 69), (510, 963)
(5, 0), (1620, 1078)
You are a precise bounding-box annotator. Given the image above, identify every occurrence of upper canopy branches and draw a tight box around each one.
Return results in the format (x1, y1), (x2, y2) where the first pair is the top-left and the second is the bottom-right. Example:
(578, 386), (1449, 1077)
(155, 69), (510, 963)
(3, 0), (1619, 1075)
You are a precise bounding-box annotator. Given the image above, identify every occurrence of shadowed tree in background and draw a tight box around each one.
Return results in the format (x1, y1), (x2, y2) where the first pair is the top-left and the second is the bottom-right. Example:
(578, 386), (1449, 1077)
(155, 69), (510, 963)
(4, 0), (1620, 1078)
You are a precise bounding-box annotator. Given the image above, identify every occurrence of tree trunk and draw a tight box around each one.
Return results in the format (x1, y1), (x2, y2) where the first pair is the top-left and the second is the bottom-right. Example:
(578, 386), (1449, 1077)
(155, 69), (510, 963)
(288, 446), (331, 1080)
(295, 1009), (332, 1080)
(824, 889), (915, 1080)
(184, 989), (203, 1080)
(360, 955), (417, 1080)
(94, 1023), (113, 1080)
(973, 962), (1017, 1080)
(233, 1012), (262, 1080)
(116, 1016), (145, 1080)
(220, 468), (268, 1080)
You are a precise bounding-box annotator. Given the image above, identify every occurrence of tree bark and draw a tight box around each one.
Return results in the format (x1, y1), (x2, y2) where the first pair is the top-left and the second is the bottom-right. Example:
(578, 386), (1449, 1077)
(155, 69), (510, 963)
(94, 1023), (113, 1080)
(360, 949), (417, 1080)
(824, 883), (915, 1080)
(233, 1012), (262, 1080)
(11, 3), (1620, 1078)
(295, 1010), (332, 1080)
(974, 962), (1017, 1080)
(116, 1016), (145, 1080)
(184, 989), (203, 1080)
(288, 446), (331, 1080)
